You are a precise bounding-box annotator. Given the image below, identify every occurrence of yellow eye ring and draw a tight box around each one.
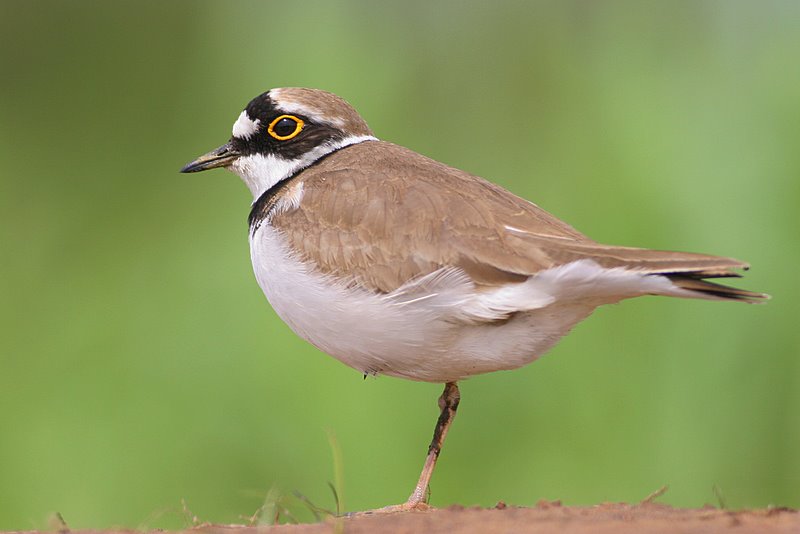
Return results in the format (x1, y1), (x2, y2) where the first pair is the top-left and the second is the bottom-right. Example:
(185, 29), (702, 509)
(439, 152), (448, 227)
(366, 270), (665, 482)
(267, 114), (304, 140)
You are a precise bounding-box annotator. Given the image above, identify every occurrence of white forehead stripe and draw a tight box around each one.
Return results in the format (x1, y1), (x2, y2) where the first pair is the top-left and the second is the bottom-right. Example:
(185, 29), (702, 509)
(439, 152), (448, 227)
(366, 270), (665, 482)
(232, 110), (260, 139)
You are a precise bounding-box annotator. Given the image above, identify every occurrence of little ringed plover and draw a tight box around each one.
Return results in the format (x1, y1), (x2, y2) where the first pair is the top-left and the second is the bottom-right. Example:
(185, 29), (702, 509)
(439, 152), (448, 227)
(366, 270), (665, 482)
(181, 87), (767, 513)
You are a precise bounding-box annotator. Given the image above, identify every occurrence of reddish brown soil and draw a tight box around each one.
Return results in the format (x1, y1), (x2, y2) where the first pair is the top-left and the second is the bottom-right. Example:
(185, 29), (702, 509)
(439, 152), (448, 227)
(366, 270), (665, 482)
(17, 502), (797, 534)
(221, 502), (797, 534)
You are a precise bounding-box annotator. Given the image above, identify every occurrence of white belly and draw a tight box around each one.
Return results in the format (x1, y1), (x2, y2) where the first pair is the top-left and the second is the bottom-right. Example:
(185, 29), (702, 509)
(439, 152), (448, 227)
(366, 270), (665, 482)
(248, 224), (605, 383)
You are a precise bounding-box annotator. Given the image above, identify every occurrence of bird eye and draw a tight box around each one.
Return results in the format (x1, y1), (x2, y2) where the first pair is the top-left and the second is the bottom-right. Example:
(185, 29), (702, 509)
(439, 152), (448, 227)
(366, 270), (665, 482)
(267, 115), (304, 140)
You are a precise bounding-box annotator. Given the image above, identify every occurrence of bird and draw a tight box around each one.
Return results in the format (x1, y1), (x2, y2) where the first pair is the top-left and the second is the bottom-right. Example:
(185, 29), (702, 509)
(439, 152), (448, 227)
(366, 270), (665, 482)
(181, 87), (767, 513)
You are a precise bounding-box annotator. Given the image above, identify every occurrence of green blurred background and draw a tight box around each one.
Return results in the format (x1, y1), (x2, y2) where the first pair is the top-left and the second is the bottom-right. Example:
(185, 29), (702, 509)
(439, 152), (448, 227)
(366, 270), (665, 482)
(1, 0), (798, 529)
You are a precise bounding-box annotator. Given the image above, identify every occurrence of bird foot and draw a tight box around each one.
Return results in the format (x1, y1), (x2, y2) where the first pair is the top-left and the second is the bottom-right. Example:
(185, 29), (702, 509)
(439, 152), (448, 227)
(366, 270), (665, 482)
(344, 501), (431, 517)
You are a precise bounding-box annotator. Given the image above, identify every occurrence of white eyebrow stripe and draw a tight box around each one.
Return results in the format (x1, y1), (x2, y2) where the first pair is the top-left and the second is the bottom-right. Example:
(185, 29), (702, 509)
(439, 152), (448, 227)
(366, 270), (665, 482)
(273, 102), (345, 128)
(286, 107), (345, 127)
(232, 110), (260, 139)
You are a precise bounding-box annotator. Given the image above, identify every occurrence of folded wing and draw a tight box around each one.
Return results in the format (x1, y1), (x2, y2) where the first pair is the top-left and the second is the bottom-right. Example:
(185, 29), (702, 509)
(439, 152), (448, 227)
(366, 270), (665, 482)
(271, 141), (767, 303)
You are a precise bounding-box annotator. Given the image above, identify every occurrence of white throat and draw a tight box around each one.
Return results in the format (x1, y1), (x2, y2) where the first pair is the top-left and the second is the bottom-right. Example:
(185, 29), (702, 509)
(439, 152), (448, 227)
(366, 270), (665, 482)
(229, 135), (378, 199)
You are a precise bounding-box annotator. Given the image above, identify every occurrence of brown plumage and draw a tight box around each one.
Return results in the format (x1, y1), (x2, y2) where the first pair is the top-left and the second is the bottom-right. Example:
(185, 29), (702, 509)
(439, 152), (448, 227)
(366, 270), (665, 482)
(266, 140), (766, 301)
(183, 87), (768, 513)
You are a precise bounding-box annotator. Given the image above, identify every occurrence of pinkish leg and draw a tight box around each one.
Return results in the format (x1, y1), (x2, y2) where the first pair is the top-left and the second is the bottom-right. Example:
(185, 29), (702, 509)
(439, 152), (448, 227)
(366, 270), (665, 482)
(350, 382), (461, 515)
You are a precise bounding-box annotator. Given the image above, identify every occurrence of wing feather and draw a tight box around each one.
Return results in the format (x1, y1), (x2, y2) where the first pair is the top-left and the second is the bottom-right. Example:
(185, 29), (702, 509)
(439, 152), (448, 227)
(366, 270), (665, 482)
(270, 141), (763, 301)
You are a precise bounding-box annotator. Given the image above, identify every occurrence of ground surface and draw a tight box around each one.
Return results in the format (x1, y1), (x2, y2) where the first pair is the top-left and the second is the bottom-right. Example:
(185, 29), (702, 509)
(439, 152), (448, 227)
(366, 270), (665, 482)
(222, 502), (798, 534)
(26, 502), (797, 534)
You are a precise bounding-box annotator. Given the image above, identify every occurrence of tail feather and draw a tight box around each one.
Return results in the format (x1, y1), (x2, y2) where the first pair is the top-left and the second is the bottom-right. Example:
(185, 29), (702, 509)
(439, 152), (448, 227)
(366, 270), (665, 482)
(546, 242), (770, 302)
(664, 273), (769, 302)
(502, 235), (769, 302)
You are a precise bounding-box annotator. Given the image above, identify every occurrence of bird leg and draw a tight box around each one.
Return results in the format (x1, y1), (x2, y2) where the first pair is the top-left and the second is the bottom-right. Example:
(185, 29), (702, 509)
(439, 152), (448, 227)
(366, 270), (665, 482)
(406, 381), (461, 506)
(353, 381), (460, 515)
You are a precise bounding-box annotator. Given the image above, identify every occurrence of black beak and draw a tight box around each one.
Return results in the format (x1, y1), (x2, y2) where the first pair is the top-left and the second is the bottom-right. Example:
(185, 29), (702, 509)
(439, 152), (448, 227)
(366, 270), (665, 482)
(180, 142), (240, 173)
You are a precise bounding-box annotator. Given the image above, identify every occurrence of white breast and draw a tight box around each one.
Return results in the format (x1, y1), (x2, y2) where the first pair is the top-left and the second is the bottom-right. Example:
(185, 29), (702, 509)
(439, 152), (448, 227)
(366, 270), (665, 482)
(249, 222), (460, 381)
(248, 227), (686, 382)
